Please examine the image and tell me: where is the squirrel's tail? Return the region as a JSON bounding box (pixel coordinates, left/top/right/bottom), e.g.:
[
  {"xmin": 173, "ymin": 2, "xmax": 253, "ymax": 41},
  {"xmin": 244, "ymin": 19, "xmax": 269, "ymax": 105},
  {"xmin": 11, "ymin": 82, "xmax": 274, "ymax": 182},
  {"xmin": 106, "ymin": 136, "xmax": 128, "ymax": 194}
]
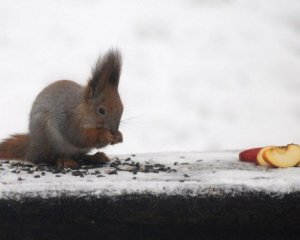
[{"xmin": 0, "ymin": 134, "xmax": 29, "ymax": 160}]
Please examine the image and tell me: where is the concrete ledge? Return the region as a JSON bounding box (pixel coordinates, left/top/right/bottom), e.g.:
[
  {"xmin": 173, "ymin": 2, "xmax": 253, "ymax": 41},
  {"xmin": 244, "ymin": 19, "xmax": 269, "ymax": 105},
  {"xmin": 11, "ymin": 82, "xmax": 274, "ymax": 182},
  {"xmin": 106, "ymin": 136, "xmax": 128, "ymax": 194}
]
[{"xmin": 1, "ymin": 151, "xmax": 300, "ymax": 239}]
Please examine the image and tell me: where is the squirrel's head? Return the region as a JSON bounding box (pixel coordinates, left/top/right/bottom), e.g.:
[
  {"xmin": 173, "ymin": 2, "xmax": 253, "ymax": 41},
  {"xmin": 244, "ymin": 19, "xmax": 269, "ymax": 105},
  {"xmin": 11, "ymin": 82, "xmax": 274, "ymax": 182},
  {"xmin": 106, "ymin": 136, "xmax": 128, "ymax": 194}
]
[{"xmin": 82, "ymin": 49, "xmax": 123, "ymax": 133}]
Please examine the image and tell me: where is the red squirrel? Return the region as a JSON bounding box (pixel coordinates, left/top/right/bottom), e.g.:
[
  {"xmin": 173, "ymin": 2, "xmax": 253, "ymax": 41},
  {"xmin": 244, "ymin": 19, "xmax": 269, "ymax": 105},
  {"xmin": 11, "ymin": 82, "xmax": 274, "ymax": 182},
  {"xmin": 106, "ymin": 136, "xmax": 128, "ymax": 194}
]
[{"xmin": 0, "ymin": 49, "xmax": 123, "ymax": 168}]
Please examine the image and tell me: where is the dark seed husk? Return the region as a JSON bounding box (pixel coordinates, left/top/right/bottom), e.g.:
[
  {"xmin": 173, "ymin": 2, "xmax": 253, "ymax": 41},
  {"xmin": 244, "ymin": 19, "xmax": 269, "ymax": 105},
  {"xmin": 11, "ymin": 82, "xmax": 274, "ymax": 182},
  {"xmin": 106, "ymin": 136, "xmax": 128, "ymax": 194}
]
[
  {"xmin": 106, "ymin": 169, "xmax": 118, "ymax": 175},
  {"xmin": 52, "ymin": 169, "xmax": 61, "ymax": 174},
  {"xmin": 72, "ymin": 171, "xmax": 83, "ymax": 177},
  {"xmin": 135, "ymin": 162, "xmax": 140, "ymax": 168}
]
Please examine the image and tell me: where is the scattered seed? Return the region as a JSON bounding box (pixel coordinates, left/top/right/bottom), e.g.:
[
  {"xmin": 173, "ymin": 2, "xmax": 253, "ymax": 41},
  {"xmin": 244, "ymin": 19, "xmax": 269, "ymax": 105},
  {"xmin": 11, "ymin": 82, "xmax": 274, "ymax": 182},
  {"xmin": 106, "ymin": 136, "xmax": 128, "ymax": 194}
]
[
  {"xmin": 52, "ymin": 169, "xmax": 61, "ymax": 174},
  {"xmin": 1, "ymin": 155, "xmax": 178, "ymax": 179},
  {"xmin": 183, "ymin": 174, "xmax": 190, "ymax": 178},
  {"xmin": 72, "ymin": 171, "xmax": 82, "ymax": 177},
  {"xmin": 135, "ymin": 162, "xmax": 140, "ymax": 168},
  {"xmin": 117, "ymin": 165, "xmax": 137, "ymax": 172},
  {"xmin": 106, "ymin": 169, "xmax": 118, "ymax": 175}
]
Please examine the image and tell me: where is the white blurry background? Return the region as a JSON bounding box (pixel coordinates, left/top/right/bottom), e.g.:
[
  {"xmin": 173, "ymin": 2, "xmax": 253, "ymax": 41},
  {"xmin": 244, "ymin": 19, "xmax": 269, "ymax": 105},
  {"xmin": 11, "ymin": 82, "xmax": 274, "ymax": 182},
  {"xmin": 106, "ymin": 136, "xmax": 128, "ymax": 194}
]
[{"xmin": 0, "ymin": 0, "xmax": 299, "ymax": 154}]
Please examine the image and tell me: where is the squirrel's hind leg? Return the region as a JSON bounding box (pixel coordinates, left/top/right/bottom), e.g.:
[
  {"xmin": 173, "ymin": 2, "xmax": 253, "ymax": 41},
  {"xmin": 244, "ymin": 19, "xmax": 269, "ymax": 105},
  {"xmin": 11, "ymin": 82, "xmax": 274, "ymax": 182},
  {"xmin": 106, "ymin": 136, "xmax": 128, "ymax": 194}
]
[{"xmin": 57, "ymin": 158, "xmax": 79, "ymax": 169}]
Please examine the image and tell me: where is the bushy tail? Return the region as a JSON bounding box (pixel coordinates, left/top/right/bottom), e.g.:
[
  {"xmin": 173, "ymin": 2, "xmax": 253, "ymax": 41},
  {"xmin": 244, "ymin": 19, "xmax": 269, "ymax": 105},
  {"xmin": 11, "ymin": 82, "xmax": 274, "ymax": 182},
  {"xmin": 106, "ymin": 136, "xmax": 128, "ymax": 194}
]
[{"xmin": 0, "ymin": 134, "xmax": 29, "ymax": 160}]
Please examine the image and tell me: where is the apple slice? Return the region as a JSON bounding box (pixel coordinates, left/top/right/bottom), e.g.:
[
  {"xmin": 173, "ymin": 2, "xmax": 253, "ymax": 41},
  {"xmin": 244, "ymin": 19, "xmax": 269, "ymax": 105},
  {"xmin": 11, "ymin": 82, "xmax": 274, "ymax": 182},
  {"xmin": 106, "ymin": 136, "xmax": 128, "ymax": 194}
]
[
  {"xmin": 263, "ymin": 144, "xmax": 300, "ymax": 168},
  {"xmin": 239, "ymin": 148, "xmax": 262, "ymax": 163},
  {"xmin": 257, "ymin": 146, "xmax": 274, "ymax": 166}
]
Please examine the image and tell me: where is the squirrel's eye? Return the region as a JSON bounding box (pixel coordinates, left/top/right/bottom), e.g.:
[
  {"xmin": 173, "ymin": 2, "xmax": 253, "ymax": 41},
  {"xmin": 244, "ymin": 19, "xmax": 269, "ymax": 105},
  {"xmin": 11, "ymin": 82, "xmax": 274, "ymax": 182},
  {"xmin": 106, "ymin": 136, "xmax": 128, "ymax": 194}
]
[{"xmin": 98, "ymin": 106, "xmax": 106, "ymax": 116}]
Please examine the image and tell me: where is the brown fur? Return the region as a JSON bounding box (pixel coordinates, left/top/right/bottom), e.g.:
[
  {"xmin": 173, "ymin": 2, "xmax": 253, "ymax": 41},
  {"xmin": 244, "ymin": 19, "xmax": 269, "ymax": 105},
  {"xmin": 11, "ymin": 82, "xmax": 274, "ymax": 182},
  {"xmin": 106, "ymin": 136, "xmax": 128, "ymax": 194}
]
[{"xmin": 0, "ymin": 134, "xmax": 29, "ymax": 160}]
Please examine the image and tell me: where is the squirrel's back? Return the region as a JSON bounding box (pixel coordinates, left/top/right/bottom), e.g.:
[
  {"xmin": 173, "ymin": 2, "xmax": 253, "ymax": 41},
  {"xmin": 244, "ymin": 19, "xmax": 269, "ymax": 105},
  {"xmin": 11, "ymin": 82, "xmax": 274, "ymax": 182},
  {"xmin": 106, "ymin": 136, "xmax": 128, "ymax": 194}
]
[
  {"xmin": 28, "ymin": 80, "xmax": 89, "ymax": 162},
  {"xmin": 30, "ymin": 80, "xmax": 83, "ymax": 119}
]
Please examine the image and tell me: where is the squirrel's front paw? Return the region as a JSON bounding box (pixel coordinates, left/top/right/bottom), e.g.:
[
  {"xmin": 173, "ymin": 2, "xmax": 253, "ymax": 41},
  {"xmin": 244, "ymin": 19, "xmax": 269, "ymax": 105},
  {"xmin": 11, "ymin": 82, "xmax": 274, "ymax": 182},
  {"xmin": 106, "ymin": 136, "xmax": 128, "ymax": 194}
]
[
  {"xmin": 79, "ymin": 152, "xmax": 110, "ymax": 165},
  {"xmin": 92, "ymin": 152, "xmax": 110, "ymax": 164},
  {"xmin": 97, "ymin": 128, "xmax": 114, "ymax": 144},
  {"xmin": 112, "ymin": 131, "xmax": 123, "ymax": 145}
]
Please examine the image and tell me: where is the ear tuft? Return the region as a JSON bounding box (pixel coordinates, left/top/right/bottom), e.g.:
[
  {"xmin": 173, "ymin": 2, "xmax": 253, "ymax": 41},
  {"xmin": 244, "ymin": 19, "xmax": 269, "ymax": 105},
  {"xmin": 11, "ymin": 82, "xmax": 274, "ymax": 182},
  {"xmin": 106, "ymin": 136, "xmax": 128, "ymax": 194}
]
[{"xmin": 86, "ymin": 49, "xmax": 122, "ymax": 99}]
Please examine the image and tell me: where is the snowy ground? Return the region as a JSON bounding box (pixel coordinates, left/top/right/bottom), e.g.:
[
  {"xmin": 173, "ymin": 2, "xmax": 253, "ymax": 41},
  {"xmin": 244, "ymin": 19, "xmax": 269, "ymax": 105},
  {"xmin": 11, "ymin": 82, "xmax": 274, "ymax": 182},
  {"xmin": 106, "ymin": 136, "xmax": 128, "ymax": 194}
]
[
  {"xmin": 0, "ymin": 0, "xmax": 300, "ymax": 154},
  {"xmin": 1, "ymin": 151, "xmax": 300, "ymax": 200}
]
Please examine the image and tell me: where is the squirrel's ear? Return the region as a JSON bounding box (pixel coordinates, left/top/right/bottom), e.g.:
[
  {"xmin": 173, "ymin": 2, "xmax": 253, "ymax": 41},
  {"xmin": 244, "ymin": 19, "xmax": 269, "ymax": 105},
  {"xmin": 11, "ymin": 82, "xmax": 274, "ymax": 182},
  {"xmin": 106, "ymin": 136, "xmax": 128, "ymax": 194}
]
[{"xmin": 85, "ymin": 49, "xmax": 122, "ymax": 100}]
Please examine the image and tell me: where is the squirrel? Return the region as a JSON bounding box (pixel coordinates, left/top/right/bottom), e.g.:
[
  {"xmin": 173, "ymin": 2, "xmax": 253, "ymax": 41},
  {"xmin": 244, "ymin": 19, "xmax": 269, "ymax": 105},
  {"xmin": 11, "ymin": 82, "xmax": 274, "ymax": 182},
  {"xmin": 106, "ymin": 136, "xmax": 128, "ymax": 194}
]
[{"xmin": 0, "ymin": 49, "xmax": 123, "ymax": 168}]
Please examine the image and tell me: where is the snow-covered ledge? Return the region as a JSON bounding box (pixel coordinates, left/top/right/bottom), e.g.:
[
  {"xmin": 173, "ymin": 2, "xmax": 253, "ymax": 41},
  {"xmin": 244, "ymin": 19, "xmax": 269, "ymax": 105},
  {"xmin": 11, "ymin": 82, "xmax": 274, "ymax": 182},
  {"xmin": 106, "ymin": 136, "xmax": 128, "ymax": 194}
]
[
  {"xmin": 1, "ymin": 151, "xmax": 300, "ymax": 239},
  {"xmin": 1, "ymin": 150, "xmax": 300, "ymax": 198}
]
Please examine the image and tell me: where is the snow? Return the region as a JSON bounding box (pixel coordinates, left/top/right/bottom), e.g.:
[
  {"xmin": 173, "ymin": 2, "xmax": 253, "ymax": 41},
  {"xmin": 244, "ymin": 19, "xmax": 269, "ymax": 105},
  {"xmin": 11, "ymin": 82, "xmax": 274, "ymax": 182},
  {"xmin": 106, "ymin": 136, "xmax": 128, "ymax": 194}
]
[
  {"xmin": 0, "ymin": 0, "xmax": 300, "ymax": 154},
  {"xmin": 1, "ymin": 151, "xmax": 300, "ymax": 200}
]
